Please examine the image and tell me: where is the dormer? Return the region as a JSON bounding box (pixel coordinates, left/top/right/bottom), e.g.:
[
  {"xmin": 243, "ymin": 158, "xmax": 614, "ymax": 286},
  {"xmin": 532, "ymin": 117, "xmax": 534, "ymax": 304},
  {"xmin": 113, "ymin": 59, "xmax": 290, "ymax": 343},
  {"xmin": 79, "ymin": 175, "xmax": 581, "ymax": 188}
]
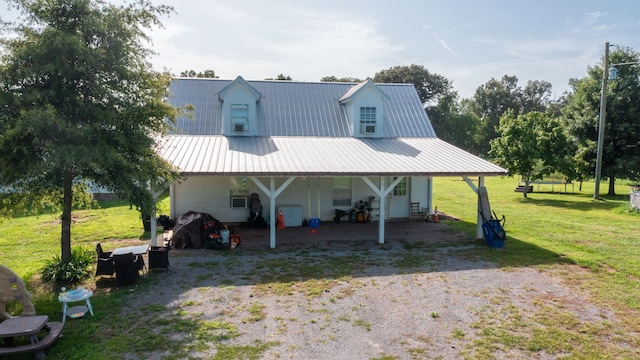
[
  {"xmin": 338, "ymin": 79, "xmax": 390, "ymax": 138},
  {"xmin": 218, "ymin": 76, "xmax": 262, "ymax": 136}
]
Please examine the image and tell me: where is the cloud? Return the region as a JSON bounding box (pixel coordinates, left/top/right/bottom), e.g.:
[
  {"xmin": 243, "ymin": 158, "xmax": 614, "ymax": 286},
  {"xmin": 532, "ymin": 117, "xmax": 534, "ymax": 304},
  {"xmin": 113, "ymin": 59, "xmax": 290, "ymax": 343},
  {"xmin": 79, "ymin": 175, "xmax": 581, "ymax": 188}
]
[
  {"xmin": 150, "ymin": 1, "xmax": 403, "ymax": 80},
  {"xmin": 586, "ymin": 11, "xmax": 603, "ymax": 21},
  {"xmin": 433, "ymin": 34, "xmax": 464, "ymax": 61}
]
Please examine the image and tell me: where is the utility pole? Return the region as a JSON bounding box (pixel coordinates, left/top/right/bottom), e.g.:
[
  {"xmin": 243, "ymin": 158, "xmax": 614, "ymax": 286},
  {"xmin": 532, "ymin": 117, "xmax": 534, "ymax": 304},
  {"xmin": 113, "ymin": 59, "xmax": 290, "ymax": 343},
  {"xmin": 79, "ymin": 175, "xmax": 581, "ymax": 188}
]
[{"xmin": 594, "ymin": 42, "xmax": 609, "ymax": 200}]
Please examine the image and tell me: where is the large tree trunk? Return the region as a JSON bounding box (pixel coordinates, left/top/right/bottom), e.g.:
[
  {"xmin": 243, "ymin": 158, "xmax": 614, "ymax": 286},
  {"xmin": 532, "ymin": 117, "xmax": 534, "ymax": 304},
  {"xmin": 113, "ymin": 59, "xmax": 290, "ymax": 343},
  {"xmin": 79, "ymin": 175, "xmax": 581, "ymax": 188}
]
[
  {"xmin": 607, "ymin": 177, "xmax": 616, "ymax": 196},
  {"xmin": 61, "ymin": 171, "xmax": 73, "ymax": 262},
  {"xmin": 523, "ymin": 179, "xmax": 529, "ymax": 198}
]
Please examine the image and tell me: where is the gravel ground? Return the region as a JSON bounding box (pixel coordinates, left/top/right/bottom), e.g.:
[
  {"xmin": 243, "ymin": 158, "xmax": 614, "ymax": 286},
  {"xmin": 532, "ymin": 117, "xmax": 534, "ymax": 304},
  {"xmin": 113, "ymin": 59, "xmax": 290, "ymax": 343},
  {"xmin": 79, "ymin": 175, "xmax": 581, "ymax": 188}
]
[{"xmin": 119, "ymin": 225, "xmax": 615, "ymax": 360}]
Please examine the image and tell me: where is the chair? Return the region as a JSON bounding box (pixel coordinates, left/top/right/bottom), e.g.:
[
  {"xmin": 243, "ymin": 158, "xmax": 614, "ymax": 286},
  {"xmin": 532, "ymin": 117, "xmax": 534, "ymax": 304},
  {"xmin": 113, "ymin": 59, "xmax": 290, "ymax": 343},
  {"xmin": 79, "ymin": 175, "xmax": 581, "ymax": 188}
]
[
  {"xmin": 95, "ymin": 243, "xmax": 115, "ymax": 278},
  {"xmin": 410, "ymin": 202, "xmax": 422, "ymax": 221},
  {"xmin": 0, "ymin": 265, "xmax": 63, "ymax": 359},
  {"xmin": 113, "ymin": 253, "xmax": 139, "ymax": 287},
  {"xmin": 148, "ymin": 246, "xmax": 170, "ymax": 271}
]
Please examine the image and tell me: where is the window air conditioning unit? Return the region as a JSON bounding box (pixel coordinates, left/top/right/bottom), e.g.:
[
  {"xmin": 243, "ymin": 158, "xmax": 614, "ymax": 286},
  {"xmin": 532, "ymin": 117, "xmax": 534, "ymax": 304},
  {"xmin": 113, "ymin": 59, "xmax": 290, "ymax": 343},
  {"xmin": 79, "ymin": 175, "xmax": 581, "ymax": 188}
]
[
  {"xmin": 234, "ymin": 123, "xmax": 246, "ymax": 132},
  {"xmin": 362, "ymin": 125, "xmax": 376, "ymax": 134},
  {"xmin": 231, "ymin": 196, "xmax": 247, "ymax": 208}
]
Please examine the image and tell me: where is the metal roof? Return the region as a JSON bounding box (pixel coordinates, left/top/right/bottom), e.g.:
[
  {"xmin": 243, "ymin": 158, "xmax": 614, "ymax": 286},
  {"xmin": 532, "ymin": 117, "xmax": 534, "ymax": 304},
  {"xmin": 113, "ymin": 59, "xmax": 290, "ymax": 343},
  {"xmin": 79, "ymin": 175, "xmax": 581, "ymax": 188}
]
[
  {"xmin": 162, "ymin": 78, "xmax": 507, "ymax": 177},
  {"xmin": 157, "ymin": 135, "xmax": 507, "ymax": 176},
  {"xmin": 168, "ymin": 78, "xmax": 437, "ymax": 138}
]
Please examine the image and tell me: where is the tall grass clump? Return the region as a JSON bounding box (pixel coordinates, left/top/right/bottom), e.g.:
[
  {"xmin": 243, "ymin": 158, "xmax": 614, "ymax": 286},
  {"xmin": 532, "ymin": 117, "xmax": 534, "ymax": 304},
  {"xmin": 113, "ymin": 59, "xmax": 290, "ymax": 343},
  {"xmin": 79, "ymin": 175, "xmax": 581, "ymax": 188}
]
[{"xmin": 40, "ymin": 246, "xmax": 95, "ymax": 286}]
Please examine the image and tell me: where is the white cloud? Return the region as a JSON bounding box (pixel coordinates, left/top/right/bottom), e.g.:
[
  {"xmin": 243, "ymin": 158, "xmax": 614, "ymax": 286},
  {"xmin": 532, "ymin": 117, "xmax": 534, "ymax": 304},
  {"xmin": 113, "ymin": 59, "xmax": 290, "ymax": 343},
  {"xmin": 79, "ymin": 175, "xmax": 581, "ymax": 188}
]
[{"xmin": 150, "ymin": 1, "xmax": 403, "ymax": 80}]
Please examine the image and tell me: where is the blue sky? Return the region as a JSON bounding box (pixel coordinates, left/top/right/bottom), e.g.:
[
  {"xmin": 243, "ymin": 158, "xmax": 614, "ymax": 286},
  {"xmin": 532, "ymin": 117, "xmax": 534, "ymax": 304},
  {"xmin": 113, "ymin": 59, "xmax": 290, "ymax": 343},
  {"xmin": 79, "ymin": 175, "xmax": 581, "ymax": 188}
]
[
  {"xmin": 2, "ymin": 0, "xmax": 639, "ymax": 99},
  {"xmin": 149, "ymin": 0, "xmax": 640, "ymax": 99}
]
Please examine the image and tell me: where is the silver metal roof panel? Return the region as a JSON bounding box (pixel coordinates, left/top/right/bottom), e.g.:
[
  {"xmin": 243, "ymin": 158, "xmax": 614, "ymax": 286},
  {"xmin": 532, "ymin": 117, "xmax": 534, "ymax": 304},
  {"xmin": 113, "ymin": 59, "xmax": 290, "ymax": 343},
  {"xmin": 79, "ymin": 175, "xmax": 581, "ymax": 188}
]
[
  {"xmin": 157, "ymin": 136, "xmax": 507, "ymax": 176},
  {"xmin": 168, "ymin": 78, "xmax": 436, "ymax": 138}
]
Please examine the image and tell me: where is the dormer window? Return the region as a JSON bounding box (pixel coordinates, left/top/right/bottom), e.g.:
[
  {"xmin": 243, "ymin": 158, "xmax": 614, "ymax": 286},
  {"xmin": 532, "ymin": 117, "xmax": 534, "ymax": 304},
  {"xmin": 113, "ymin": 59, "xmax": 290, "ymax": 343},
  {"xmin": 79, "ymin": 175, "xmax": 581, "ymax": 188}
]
[
  {"xmin": 218, "ymin": 76, "xmax": 262, "ymax": 136},
  {"xmin": 360, "ymin": 107, "xmax": 376, "ymax": 134},
  {"xmin": 231, "ymin": 104, "xmax": 249, "ymax": 132},
  {"xmin": 338, "ymin": 79, "xmax": 389, "ymax": 138}
]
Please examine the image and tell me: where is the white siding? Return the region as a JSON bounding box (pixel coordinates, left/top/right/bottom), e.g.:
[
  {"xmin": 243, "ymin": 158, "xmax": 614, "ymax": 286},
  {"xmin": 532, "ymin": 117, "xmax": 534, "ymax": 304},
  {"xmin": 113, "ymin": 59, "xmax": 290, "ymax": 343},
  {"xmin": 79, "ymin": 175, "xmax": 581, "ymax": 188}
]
[
  {"xmin": 410, "ymin": 176, "xmax": 430, "ymax": 214},
  {"xmin": 172, "ymin": 175, "xmax": 390, "ymax": 224}
]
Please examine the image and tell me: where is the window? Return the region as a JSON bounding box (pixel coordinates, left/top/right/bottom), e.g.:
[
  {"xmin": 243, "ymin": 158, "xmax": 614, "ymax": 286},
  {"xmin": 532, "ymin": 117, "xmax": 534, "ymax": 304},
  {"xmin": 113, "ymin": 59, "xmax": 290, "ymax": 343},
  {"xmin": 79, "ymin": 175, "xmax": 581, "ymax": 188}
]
[
  {"xmin": 332, "ymin": 177, "xmax": 352, "ymax": 207},
  {"xmin": 359, "ymin": 106, "xmax": 376, "ymax": 134},
  {"xmin": 230, "ymin": 177, "xmax": 250, "ymax": 208},
  {"xmin": 231, "ymin": 104, "xmax": 249, "ymax": 132},
  {"xmin": 393, "ymin": 177, "xmax": 407, "ymax": 196}
]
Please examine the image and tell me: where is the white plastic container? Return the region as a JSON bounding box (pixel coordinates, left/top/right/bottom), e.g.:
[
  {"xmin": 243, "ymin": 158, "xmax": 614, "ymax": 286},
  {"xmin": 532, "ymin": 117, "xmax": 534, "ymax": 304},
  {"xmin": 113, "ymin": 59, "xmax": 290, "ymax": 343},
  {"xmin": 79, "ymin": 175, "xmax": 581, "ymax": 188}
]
[{"xmin": 220, "ymin": 230, "xmax": 230, "ymax": 244}]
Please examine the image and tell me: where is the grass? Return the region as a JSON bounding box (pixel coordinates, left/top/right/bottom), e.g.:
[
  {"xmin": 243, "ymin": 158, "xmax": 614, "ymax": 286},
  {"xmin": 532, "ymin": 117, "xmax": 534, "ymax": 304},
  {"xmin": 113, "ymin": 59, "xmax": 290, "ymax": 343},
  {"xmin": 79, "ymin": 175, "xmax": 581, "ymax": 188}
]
[{"xmin": 1, "ymin": 177, "xmax": 640, "ymax": 358}]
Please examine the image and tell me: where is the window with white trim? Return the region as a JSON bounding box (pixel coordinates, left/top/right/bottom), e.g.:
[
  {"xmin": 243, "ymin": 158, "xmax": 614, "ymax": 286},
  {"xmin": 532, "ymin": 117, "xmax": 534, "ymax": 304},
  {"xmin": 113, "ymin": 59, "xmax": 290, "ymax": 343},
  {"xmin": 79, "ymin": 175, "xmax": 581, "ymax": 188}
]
[
  {"xmin": 332, "ymin": 177, "xmax": 352, "ymax": 207},
  {"xmin": 359, "ymin": 106, "xmax": 376, "ymax": 134},
  {"xmin": 231, "ymin": 104, "xmax": 249, "ymax": 132},
  {"xmin": 392, "ymin": 177, "xmax": 407, "ymax": 196},
  {"xmin": 230, "ymin": 177, "xmax": 250, "ymax": 208}
]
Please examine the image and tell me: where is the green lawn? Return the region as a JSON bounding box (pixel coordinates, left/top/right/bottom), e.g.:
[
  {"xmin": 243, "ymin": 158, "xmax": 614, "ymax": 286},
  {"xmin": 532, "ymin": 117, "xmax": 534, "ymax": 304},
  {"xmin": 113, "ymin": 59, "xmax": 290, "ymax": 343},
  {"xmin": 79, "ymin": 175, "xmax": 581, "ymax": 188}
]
[{"xmin": 1, "ymin": 177, "xmax": 639, "ymax": 359}]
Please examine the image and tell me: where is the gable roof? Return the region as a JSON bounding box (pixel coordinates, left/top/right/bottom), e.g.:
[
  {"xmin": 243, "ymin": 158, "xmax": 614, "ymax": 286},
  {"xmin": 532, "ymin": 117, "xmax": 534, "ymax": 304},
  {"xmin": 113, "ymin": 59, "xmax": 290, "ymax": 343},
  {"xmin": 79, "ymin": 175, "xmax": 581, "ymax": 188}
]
[
  {"xmin": 168, "ymin": 78, "xmax": 435, "ymax": 138},
  {"xmin": 217, "ymin": 75, "xmax": 262, "ymax": 101},
  {"xmin": 159, "ymin": 77, "xmax": 507, "ymax": 177},
  {"xmin": 338, "ymin": 78, "xmax": 390, "ymax": 103}
]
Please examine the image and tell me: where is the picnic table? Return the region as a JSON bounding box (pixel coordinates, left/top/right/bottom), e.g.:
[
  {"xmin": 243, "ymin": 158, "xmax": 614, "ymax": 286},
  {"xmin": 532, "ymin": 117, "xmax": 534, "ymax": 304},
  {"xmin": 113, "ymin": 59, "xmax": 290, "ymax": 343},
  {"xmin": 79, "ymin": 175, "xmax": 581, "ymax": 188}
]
[{"xmin": 0, "ymin": 315, "xmax": 63, "ymax": 359}]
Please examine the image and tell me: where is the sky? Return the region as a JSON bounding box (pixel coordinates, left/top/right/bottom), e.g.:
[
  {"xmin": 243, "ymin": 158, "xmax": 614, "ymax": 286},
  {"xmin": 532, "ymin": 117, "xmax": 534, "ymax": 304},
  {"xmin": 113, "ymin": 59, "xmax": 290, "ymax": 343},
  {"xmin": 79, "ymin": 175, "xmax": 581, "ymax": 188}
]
[
  {"xmin": 146, "ymin": 0, "xmax": 640, "ymax": 99},
  {"xmin": 2, "ymin": 0, "xmax": 639, "ymax": 99}
]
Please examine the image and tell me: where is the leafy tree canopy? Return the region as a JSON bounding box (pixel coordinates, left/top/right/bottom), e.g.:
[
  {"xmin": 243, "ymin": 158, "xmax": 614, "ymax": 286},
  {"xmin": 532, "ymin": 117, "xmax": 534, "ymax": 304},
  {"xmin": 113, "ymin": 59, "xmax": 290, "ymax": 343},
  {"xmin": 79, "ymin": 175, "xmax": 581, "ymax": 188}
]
[
  {"xmin": 470, "ymin": 75, "xmax": 553, "ymax": 155},
  {"xmin": 265, "ymin": 74, "xmax": 292, "ymax": 80},
  {"xmin": 490, "ymin": 111, "xmax": 574, "ymax": 198},
  {"xmin": 320, "ymin": 76, "xmax": 364, "ymax": 83},
  {"xmin": 563, "ymin": 47, "xmax": 640, "ymax": 195},
  {"xmin": 373, "ymin": 64, "xmax": 452, "ymax": 105},
  {"xmin": 0, "ymin": 0, "xmax": 182, "ymax": 261},
  {"xmin": 180, "ymin": 69, "xmax": 218, "ymax": 78}
]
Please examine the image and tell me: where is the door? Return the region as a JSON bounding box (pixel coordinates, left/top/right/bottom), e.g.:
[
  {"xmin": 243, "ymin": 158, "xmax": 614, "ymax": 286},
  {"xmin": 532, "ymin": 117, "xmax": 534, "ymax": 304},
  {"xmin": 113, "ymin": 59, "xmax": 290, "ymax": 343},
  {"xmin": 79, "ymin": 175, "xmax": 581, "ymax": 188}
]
[{"xmin": 387, "ymin": 177, "xmax": 409, "ymax": 219}]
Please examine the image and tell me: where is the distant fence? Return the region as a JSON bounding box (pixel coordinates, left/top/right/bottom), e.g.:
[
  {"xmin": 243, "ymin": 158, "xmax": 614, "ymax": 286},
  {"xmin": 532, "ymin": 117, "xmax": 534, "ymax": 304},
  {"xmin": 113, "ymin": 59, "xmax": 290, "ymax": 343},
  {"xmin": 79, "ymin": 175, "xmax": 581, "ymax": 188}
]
[
  {"xmin": 631, "ymin": 186, "xmax": 640, "ymax": 211},
  {"xmin": 518, "ymin": 178, "xmax": 574, "ymax": 193}
]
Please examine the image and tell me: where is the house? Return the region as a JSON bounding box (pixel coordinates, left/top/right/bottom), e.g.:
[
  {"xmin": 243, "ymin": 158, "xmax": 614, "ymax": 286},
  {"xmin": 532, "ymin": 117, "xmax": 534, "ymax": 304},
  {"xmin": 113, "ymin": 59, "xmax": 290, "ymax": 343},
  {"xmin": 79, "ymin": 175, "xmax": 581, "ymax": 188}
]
[{"xmin": 156, "ymin": 76, "xmax": 507, "ymax": 247}]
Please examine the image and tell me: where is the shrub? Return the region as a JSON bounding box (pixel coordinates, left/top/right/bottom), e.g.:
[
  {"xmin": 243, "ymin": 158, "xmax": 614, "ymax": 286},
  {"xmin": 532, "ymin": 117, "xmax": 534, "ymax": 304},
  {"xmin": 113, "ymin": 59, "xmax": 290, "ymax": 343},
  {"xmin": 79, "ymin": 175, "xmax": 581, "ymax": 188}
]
[{"xmin": 41, "ymin": 246, "xmax": 95, "ymax": 285}]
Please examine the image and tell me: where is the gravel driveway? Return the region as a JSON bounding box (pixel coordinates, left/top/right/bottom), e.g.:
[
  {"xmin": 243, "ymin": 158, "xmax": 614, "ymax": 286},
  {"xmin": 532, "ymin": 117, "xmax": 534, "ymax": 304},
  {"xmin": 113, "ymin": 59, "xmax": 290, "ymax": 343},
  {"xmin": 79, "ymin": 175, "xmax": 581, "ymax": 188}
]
[{"xmin": 122, "ymin": 222, "xmax": 615, "ymax": 359}]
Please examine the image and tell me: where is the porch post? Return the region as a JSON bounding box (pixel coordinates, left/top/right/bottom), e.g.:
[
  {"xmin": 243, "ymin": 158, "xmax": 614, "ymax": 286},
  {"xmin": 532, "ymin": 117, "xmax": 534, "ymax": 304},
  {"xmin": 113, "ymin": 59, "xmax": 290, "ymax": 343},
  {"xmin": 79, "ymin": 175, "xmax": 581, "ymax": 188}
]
[
  {"xmin": 476, "ymin": 177, "xmax": 485, "ymax": 240},
  {"xmin": 362, "ymin": 176, "xmax": 403, "ymax": 245},
  {"xmin": 149, "ymin": 184, "xmax": 167, "ymax": 247},
  {"xmin": 269, "ymin": 177, "xmax": 277, "ymax": 248},
  {"xmin": 426, "ymin": 176, "xmax": 433, "ymax": 214},
  {"xmin": 378, "ymin": 177, "xmax": 386, "ymax": 244},
  {"xmin": 250, "ymin": 176, "xmax": 297, "ymax": 249}
]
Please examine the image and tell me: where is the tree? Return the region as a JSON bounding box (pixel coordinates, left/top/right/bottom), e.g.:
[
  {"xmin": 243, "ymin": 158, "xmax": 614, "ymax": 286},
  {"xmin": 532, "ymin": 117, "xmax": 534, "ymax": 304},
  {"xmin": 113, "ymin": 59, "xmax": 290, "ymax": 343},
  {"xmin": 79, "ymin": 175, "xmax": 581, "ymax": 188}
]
[
  {"xmin": 426, "ymin": 91, "xmax": 482, "ymax": 154},
  {"xmin": 320, "ymin": 76, "xmax": 363, "ymax": 83},
  {"xmin": 265, "ymin": 74, "xmax": 292, "ymax": 81},
  {"xmin": 180, "ymin": 69, "xmax": 218, "ymax": 78},
  {"xmin": 0, "ymin": 0, "xmax": 182, "ymax": 262},
  {"xmin": 520, "ymin": 80, "xmax": 553, "ymax": 113},
  {"xmin": 564, "ymin": 47, "xmax": 640, "ymax": 195},
  {"xmin": 373, "ymin": 64, "xmax": 452, "ymax": 105},
  {"xmin": 470, "ymin": 75, "xmax": 522, "ymax": 155},
  {"xmin": 489, "ymin": 111, "xmax": 573, "ymax": 198}
]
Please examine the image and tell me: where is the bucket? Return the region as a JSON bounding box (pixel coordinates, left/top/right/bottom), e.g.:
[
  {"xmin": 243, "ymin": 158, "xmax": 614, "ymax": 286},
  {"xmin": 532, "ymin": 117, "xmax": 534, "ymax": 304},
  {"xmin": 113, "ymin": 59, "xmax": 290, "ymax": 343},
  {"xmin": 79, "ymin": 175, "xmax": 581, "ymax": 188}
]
[
  {"xmin": 309, "ymin": 218, "xmax": 321, "ymax": 228},
  {"xmin": 220, "ymin": 230, "xmax": 230, "ymax": 244}
]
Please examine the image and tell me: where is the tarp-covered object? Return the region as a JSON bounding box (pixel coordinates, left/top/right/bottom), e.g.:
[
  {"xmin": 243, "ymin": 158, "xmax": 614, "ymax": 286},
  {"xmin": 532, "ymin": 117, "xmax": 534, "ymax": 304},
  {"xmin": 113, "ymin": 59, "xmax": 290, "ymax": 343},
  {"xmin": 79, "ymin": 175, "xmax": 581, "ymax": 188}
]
[{"xmin": 172, "ymin": 211, "xmax": 225, "ymax": 249}]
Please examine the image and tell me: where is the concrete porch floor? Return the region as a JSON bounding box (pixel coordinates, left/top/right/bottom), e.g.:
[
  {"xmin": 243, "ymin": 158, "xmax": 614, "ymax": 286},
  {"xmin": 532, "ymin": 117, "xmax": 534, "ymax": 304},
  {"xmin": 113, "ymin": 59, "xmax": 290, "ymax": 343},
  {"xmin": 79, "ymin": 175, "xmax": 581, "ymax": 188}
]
[{"xmin": 226, "ymin": 219, "xmax": 469, "ymax": 249}]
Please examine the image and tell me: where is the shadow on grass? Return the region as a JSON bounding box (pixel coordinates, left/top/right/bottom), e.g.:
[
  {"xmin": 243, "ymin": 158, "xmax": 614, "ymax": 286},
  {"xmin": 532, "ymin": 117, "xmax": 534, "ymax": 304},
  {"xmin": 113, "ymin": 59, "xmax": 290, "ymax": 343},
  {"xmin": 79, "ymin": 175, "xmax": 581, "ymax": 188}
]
[{"xmin": 517, "ymin": 192, "xmax": 626, "ymax": 211}]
